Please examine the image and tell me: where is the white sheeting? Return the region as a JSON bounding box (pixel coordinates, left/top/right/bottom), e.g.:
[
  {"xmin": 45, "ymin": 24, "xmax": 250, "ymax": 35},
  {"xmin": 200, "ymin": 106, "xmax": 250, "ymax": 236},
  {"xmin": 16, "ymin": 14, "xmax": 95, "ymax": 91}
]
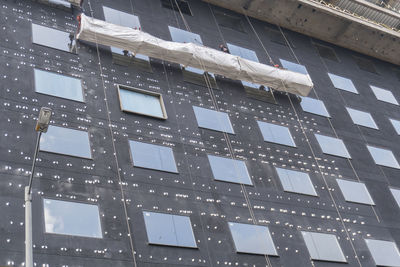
[{"xmin": 76, "ymin": 14, "xmax": 313, "ymax": 96}]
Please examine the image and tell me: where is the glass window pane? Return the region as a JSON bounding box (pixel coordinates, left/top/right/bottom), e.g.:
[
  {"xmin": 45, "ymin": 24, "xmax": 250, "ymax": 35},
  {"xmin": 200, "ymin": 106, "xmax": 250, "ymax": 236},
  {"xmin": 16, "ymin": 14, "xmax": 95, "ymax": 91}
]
[
  {"xmin": 34, "ymin": 69, "xmax": 83, "ymax": 102},
  {"xmin": 43, "ymin": 199, "xmax": 102, "ymax": 238},
  {"xmin": 301, "ymin": 231, "xmax": 346, "ymax": 263},
  {"xmin": 336, "ymin": 179, "xmax": 375, "ymax": 205},
  {"xmin": 328, "ymin": 73, "xmax": 358, "ymax": 94},
  {"xmin": 314, "ymin": 133, "xmax": 351, "ymax": 158},
  {"xmin": 275, "ymin": 167, "xmax": 317, "ymax": 196},
  {"xmin": 365, "ymin": 239, "xmax": 400, "ymax": 267},
  {"xmin": 300, "ymin": 97, "xmax": 330, "ymax": 117},
  {"xmin": 367, "ymin": 145, "xmax": 400, "ymax": 169},
  {"xmin": 40, "ymin": 126, "xmax": 92, "ymax": 159},
  {"xmin": 169, "ymin": 26, "xmax": 203, "ymax": 74},
  {"xmin": 370, "ymin": 85, "xmax": 399, "ymax": 105},
  {"xmin": 390, "ymin": 119, "xmax": 400, "ymax": 135},
  {"xmin": 227, "ymin": 43, "xmax": 263, "ymax": 89},
  {"xmin": 228, "ymin": 222, "xmax": 278, "ymax": 255},
  {"xmin": 346, "ymin": 107, "xmax": 378, "ymax": 129},
  {"xmin": 118, "ymin": 86, "xmax": 166, "ymax": 118},
  {"xmin": 257, "ymin": 121, "xmax": 296, "ymax": 147},
  {"xmin": 32, "ymin": 23, "xmax": 73, "ymax": 52},
  {"xmin": 129, "ymin": 141, "xmax": 178, "ymax": 173},
  {"xmin": 193, "ymin": 106, "xmax": 234, "ymax": 134},
  {"xmin": 143, "ymin": 211, "xmax": 197, "ymax": 248},
  {"xmin": 280, "ymin": 59, "xmax": 308, "ymax": 75},
  {"xmin": 390, "ymin": 188, "xmax": 400, "ymax": 208},
  {"xmin": 208, "ymin": 155, "xmax": 252, "ymax": 185},
  {"xmin": 103, "ymin": 6, "xmax": 148, "ymax": 60}
]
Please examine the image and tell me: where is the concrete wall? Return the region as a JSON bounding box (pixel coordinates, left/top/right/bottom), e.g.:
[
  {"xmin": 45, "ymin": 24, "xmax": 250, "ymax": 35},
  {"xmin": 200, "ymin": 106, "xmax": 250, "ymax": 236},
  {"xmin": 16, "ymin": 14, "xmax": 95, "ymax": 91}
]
[{"xmin": 0, "ymin": 0, "xmax": 399, "ymax": 266}]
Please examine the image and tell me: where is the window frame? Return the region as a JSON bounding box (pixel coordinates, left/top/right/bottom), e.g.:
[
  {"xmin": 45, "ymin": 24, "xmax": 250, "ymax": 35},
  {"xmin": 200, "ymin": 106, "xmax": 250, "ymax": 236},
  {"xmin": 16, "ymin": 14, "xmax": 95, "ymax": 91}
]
[
  {"xmin": 301, "ymin": 231, "xmax": 347, "ymax": 263},
  {"xmin": 42, "ymin": 198, "xmax": 103, "ymax": 239},
  {"xmin": 345, "ymin": 106, "xmax": 378, "ymax": 130},
  {"xmin": 364, "ymin": 238, "xmax": 400, "ymax": 267},
  {"xmin": 33, "ymin": 68, "xmax": 85, "ymax": 103},
  {"xmin": 366, "ymin": 144, "xmax": 400, "ymax": 169},
  {"xmin": 300, "ymin": 96, "xmax": 330, "ymax": 117},
  {"xmin": 370, "ymin": 85, "xmax": 399, "ymax": 105},
  {"xmin": 336, "ymin": 178, "xmax": 375, "ymax": 205},
  {"xmin": 314, "ymin": 133, "xmax": 351, "ymax": 159},
  {"xmin": 313, "ymin": 43, "xmax": 339, "ymax": 62},
  {"xmin": 328, "ymin": 73, "xmax": 358, "ymax": 94},
  {"xmin": 161, "ymin": 0, "xmax": 193, "ymax": 16},
  {"xmin": 207, "ymin": 154, "xmax": 252, "ymax": 186},
  {"xmin": 193, "ymin": 106, "xmax": 234, "ymax": 134},
  {"xmin": 117, "ymin": 84, "xmax": 167, "ymax": 119},
  {"xmin": 275, "ymin": 167, "xmax": 318, "ymax": 197},
  {"xmin": 39, "ymin": 125, "xmax": 93, "ymax": 159}
]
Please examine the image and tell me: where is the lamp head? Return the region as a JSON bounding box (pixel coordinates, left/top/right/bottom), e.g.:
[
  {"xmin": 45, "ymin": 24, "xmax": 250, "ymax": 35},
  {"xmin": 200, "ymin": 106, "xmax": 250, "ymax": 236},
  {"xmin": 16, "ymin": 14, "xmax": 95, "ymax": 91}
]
[{"xmin": 35, "ymin": 107, "xmax": 52, "ymax": 133}]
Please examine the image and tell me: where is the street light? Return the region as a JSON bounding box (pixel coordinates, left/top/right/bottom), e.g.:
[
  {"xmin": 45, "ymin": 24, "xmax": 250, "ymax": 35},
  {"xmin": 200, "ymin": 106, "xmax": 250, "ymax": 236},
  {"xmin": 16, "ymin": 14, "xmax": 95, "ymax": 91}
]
[{"xmin": 25, "ymin": 107, "xmax": 52, "ymax": 267}]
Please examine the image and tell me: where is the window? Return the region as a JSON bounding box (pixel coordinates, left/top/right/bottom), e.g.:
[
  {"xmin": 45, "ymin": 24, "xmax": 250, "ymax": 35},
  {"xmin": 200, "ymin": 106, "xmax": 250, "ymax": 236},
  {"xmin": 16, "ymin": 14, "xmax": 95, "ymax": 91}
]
[
  {"xmin": 161, "ymin": 0, "xmax": 192, "ymax": 16},
  {"xmin": 117, "ymin": 85, "xmax": 167, "ymax": 119},
  {"xmin": 314, "ymin": 133, "xmax": 351, "ymax": 158},
  {"xmin": 129, "ymin": 141, "xmax": 178, "ymax": 173},
  {"xmin": 34, "ymin": 69, "xmax": 83, "ymax": 102},
  {"xmin": 336, "ymin": 179, "xmax": 375, "ymax": 205},
  {"xmin": 390, "ymin": 188, "xmax": 400, "ymax": 208},
  {"xmin": 168, "ymin": 26, "xmax": 216, "ymax": 86},
  {"xmin": 367, "ymin": 145, "xmax": 400, "ymax": 169},
  {"xmin": 267, "ymin": 28, "xmax": 294, "ymax": 47},
  {"xmin": 208, "ymin": 155, "xmax": 252, "ymax": 185},
  {"xmin": 370, "ymin": 85, "xmax": 399, "ymax": 105},
  {"xmin": 228, "ymin": 222, "xmax": 278, "ymax": 255},
  {"xmin": 213, "ymin": 10, "xmax": 245, "ymax": 32},
  {"xmin": 300, "ymin": 97, "xmax": 330, "ymax": 117},
  {"xmin": 143, "ymin": 211, "xmax": 196, "ymax": 248},
  {"xmin": 257, "ymin": 121, "xmax": 296, "ymax": 147},
  {"xmin": 346, "ymin": 107, "xmax": 378, "ymax": 129},
  {"xmin": 32, "ymin": 23, "xmax": 74, "ymax": 53},
  {"xmin": 389, "ymin": 118, "xmax": 400, "ymax": 135},
  {"xmin": 328, "ymin": 73, "xmax": 358, "ymax": 94},
  {"xmin": 40, "ymin": 126, "xmax": 92, "ymax": 159},
  {"xmin": 279, "ymin": 59, "xmax": 308, "ymax": 75},
  {"xmin": 227, "ymin": 43, "xmax": 263, "ymax": 90},
  {"xmin": 301, "ymin": 231, "xmax": 346, "ymax": 263},
  {"xmin": 42, "ymin": 0, "xmax": 71, "ymax": 9},
  {"xmin": 353, "ymin": 56, "xmax": 378, "ymax": 74},
  {"xmin": 365, "ymin": 239, "xmax": 400, "ymax": 267},
  {"xmin": 193, "ymin": 106, "xmax": 234, "ymax": 134},
  {"xmin": 275, "ymin": 167, "xmax": 317, "ymax": 196},
  {"xmin": 103, "ymin": 6, "xmax": 150, "ymax": 69},
  {"xmin": 43, "ymin": 199, "xmax": 102, "ymax": 238},
  {"xmin": 314, "ymin": 43, "xmax": 339, "ymax": 62}
]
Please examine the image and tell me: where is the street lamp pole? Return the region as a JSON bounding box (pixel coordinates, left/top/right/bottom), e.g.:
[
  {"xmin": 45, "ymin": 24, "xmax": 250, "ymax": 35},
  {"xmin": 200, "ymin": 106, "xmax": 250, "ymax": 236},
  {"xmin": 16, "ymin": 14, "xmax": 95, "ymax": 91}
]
[{"xmin": 25, "ymin": 107, "xmax": 52, "ymax": 267}]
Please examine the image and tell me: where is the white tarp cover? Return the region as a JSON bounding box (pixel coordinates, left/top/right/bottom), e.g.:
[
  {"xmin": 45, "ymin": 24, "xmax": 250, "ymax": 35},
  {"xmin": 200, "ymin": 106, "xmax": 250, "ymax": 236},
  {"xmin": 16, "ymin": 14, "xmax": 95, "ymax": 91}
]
[{"xmin": 77, "ymin": 14, "xmax": 313, "ymax": 96}]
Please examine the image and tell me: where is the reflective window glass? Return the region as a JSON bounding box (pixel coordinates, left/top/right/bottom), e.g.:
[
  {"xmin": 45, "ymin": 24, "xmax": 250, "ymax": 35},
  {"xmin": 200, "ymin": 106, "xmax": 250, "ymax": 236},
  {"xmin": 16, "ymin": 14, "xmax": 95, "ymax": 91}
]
[
  {"xmin": 169, "ymin": 26, "xmax": 203, "ymax": 74},
  {"xmin": 346, "ymin": 107, "xmax": 378, "ymax": 129},
  {"xmin": 365, "ymin": 239, "xmax": 400, "ymax": 267},
  {"xmin": 228, "ymin": 222, "xmax": 278, "ymax": 255},
  {"xmin": 280, "ymin": 59, "xmax": 308, "ymax": 75},
  {"xmin": 390, "ymin": 119, "xmax": 400, "ymax": 135},
  {"xmin": 103, "ymin": 6, "xmax": 148, "ymax": 60},
  {"xmin": 143, "ymin": 211, "xmax": 197, "ymax": 248},
  {"xmin": 43, "ymin": 199, "xmax": 102, "ymax": 238},
  {"xmin": 118, "ymin": 86, "xmax": 166, "ymax": 119},
  {"xmin": 32, "ymin": 23, "xmax": 74, "ymax": 52},
  {"xmin": 301, "ymin": 231, "xmax": 347, "ymax": 263},
  {"xmin": 275, "ymin": 167, "xmax": 317, "ymax": 196},
  {"xmin": 336, "ymin": 179, "xmax": 374, "ymax": 205},
  {"xmin": 370, "ymin": 85, "xmax": 399, "ymax": 105},
  {"xmin": 129, "ymin": 141, "xmax": 178, "ymax": 173},
  {"xmin": 257, "ymin": 121, "xmax": 296, "ymax": 147},
  {"xmin": 193, "ymin": 106, "xmax": 234, "ymax": 134},
  {"xmin": 314, "ymin": 133, "xmax": 351, "ymax": 158},
  {"xmin": 328, "ymin": 73, "xmax": 358, "ymax": 94},
  {"xmin": 367, "ymin": 145, "xmax": 400, "ymax": 169},
  {"xmin": 40, "ymin": 126, "xmax": 92, "ymax": 159},
  {"xmin": 34, "ymin": 69, "xmax": 83, "ymax": 102},
  {"xmin": 208, "ymin": 155, "xmax": 252, "ymax": 185},
  {"xmin": 390, "ymin": 188, "xmax": 400, "ymax": 208},
  {"xmin": 300, "ymin": 97, "xmax": 330, "ymax": 117},
  {"xmin": 227, "ymin": 43, "xmax": 262, "ymax": 89}
]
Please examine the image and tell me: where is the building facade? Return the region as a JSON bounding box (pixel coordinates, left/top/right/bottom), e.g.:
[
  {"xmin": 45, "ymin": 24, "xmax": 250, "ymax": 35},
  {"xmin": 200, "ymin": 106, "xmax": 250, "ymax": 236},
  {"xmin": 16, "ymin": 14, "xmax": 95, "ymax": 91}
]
[{"xmin": 1, "ymin": 0, "xmax": 400, "ymax": 266}]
